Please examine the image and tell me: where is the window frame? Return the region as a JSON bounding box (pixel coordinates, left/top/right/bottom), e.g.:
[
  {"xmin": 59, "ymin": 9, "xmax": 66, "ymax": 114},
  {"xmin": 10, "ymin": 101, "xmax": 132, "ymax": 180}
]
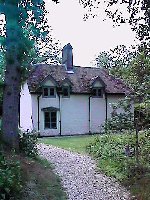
[
  {"xmin": 42, "ymin": 86, "xmax": 56, "ymax": 98},
  {"xmin": 92, "ymin": 87, "xmax": 103, "ymax": 98},
  {"xmin": 62, "ymin": 86, "xmax": 70, "ymax": 98},
  {"xmin": 44, "ymin": 111, "xmax": 57, "ymax": 129}
]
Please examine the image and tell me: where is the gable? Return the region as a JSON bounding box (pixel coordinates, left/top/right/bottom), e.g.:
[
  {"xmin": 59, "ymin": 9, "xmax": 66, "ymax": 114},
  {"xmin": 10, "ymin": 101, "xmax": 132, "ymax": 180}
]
[
  {"xmin": 42, "ymin": 80, "xmax": 55, "ymax": 87},
  {"xmin": 63, "ymin": 82, "xmax": 69, "ymax": 87},
  {"xmin": 40, "ymin": 75, "xmax": 58, "ymax": 87},
  {"xmin": 93, "ymin": 81, "xmax": 103, "ymax": 88},
  {"xmin": 90, "ymin": 76, "xmax": 106, "ymax": 88}
]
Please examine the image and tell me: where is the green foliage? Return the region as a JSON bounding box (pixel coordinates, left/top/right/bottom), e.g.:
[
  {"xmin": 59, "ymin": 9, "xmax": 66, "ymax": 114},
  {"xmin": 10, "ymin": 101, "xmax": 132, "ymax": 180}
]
[
  {"xmin": 86, "ymin": 132, "xmax": 150, "ymax": 181},
  {"xmin": 95, "ymin": 45, "xmax": 136, "ymax": 69},
  {"xmin": 102, "ymin": 98, "xmax": 134, "ymax": 134},
  {"xmin": 95, "ymin": 44, "xmax": 150, "ymax": 129},
  {"xmin": 19, "ymin": 132, "xmax": 38, "ymax": 158},
  {"xmin": 39, "ymin": 135, "xmax": 96, "ymax": 154},
  {"xmin": 79, "ymin": 0, "xmax": 150, "ymax": 41},
  {"xmin": 0, "ymin": 152, "xmax": 22, "ymax": 200}
]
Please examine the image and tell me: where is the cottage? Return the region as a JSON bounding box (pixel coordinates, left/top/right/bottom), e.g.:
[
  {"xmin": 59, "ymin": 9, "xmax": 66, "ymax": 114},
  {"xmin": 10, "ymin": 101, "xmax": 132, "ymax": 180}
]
[{"xmin": 20, "ymin": 43, "xmax": 131, "ymax": 136}]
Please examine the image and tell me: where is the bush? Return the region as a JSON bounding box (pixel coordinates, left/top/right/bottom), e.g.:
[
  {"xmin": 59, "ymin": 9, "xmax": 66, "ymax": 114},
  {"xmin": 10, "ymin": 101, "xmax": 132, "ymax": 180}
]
[
  {"xmin": 19, "ymin": 131, "xmax": 38, "ymax": 158},
  {"xmin": 101, "ymin": 98, "xmax": 134, "ymax": 134},
  {"xmin": 86, "ymin": 132, "xmax": 150, "ymax": 181},
  {"xmin": 0, "ymin": 152, "xmax": 22, "ymax": 200}
]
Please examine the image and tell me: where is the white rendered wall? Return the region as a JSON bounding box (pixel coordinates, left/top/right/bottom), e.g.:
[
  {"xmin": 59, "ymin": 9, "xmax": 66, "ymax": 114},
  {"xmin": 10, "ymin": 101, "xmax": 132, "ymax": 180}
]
[
  {"xmin": 39, "ymin": 93, "xmax": 60, "ymax": 136},
  {"xmin": 61, "ymin": 95, "xmax": 89, "ymax": 135},
  {"xmin": 90, "ymin": 95, "xmax": 106, "ymax": 133},
  {"xmin": 20, "ymin": 77, "xmax": 131, "ymax": 136},
  {"xmin": 31, "ymin": 79, "xmax": 60, "ymax": 136},
  {"xmin": 20, "ymin": 83, "xmax": 33, "ymax": 131},
  {"xmin": 107, "ymin": 94, "xmax": 125, "ymax": 118},
  {"xmin": 31, "ymin": 94, "xmax": 38, "ymax": 131}
]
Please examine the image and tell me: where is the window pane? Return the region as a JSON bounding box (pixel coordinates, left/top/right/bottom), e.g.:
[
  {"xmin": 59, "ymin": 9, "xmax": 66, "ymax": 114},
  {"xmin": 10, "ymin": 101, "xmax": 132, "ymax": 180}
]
[
  {"xmin": 51, "ymin": 116, "xmax": 56, "ymax": 123},
  {"xmin": 43, "ymin": 88, "xmax": 48, "ymax": 96},
  {"xmin": 51, "ymin": 112, "xmax": 56, "ymax": 118},
  {"xmin": 44, "ymin": 112, "xmax": 50, "ymax": 128},
  {"xmin": 45, "ymin": 111, "xmax": 57, "ymax": 129},
  {"xmin": 50, "ymin": 88, "xmax": 55, "ymax": 96},
  {"xmin": 97, "ymin": 89, "xmax": 102, "ymax": 97},
  {"xmin": 63, "ymin": 88, "xmax": 69, "ymax": 96},
  {"xmin": 45, "ymin": 122, "xmax": 50, "ymax": 128},
  {"xmin": 92, "ymin": 89, "xmax": 97, "ymax": 96},
  {"xmin": 50, "ymin": 112, "xmax": 57, "ymax": 129},
  {"xmin": 51, "ymin": 122, "xmax": 57, "ymax": 129}
]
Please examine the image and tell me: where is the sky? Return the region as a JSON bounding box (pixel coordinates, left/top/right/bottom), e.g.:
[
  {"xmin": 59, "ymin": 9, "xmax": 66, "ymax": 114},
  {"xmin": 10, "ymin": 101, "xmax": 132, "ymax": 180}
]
[
  {"xmin": 45, "ymin": 0, "xmax": 136, "ymax": 67},
  {"xmin": 0, "ymin": 0, "xmax": 137, "ymax": 67}
]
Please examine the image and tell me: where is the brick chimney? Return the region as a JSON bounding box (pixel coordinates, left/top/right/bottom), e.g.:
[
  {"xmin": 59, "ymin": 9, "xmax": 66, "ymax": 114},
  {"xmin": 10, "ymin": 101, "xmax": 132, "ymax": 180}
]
[{"xmin": 62, "ymin": 43, "xmax": 73, "ymax": 72}]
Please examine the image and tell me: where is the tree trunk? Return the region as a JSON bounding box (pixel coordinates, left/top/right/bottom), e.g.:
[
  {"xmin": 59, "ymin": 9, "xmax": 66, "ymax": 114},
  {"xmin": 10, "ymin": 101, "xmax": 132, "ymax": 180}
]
[
  {"xmin": 2, "ymin": 8, "xmax": 21, "ymax": 149},
  {"xmin": 135, "ymin": 122, "xmax": 139, "ymax": 166},
  {"xmin": 2, "ymin": 64, "xmax": 21, "ymax": 149}
]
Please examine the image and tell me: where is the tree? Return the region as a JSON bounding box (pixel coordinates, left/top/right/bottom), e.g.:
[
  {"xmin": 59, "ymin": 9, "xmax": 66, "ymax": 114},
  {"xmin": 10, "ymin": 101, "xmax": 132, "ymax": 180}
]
[
  {"xmin": 79, "ymin": 0, "xmax": 150, "ymax": 41},
  {"xmin": 95, "ymin": 45, "xmax": 136, "ymax": 67},
  {"xmin": 94, "ymin": 45, "xmax": 136, "ymax": 80},
  {"xmin": 95, "ymin": 44, "xmax": 150, "ymax": 129},
  {"xmin": 0, "ymin": 0, "xmax": 59, "ymax": 148}
]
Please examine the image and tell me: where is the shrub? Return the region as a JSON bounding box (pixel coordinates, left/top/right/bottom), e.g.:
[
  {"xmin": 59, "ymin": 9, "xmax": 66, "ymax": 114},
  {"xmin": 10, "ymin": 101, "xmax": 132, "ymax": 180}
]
[
  {"xmin": 102, "ymin": 98, "xmax": 134, "ymax": 134},
  {"xmin": 86, "ymin": 132, "xmax": 150, "ymax": 181},
  {"xmin": 0, "ymin": 152, "xmax": 22, "ymax": 200},
  {"xmin": 19, "ymin": 131, "xmax": 38, "ymax": 158}
]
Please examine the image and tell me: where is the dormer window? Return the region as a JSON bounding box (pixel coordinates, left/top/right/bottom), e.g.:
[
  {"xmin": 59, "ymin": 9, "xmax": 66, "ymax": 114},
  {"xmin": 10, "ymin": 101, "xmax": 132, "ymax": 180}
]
[
  {"xmin": 50, "ymin": 87, "xmax": 55, "ymax": 96},
  {"xmin": 43, "ymin": 87, "xmax": 56, "ymax": 98},
  {"xmin": 62, "ymin": 87, "xmax": 70, "ymax": 97},
  {"xmin": 43, "ymin": 88, "xmax": 48, "ymax": 97},
  {"xmin": 92, "ymin": 88, "xmax": 103, "ymax": 98}
]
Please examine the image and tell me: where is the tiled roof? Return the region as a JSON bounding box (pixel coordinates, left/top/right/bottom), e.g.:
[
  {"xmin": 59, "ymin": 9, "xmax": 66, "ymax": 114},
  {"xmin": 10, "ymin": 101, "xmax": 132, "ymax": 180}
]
[{"xmin": 27, "ymin": 64, "xmax": 131, "ymax": 94}]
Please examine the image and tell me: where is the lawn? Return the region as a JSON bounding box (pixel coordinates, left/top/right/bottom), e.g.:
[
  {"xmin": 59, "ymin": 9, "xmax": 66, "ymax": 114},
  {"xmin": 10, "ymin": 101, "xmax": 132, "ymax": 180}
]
[
  {"xmin": 86, "ymin": 132, "xmax": 150, "ymax": 200},
  {"xmin": 39, "ymin": 132, "xmax": 150, "ymax": 200},
  {"xmin": 20, "ymin": 156, "xmax": 67, "ymax": 200},
  {"xmin": 38, "ymin": 135, "xmax": 97, "ymax": 154}
]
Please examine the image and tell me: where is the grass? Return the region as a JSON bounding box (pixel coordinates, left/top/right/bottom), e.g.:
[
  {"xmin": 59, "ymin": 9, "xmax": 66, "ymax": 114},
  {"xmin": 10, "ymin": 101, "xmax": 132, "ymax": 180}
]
[
  {"xmin": 0, "ymin": 137, "xmax": 67, "ymax": 200},
  {"xmin": 38, "ymin": 135, "xmax": 97, "ymax": 154},
  {"xmin": 20, "ymin": 156, "xmax": 67, "ymax": 200},
  {"xmin": 87, "ymin": 132, "xmax": 150, "ymax": 200},
  {"xmin": 39, "ymin": 133, "xmax": 150, "ymax": 200},
  {"xmin": 125, "ymin": 173, "xmax": 150, "ymax": 200}
]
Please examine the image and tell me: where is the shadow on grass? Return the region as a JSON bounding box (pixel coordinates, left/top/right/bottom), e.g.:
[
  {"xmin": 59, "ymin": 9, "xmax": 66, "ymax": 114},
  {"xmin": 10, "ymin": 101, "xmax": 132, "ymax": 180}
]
[{"xmin": 20, "ymin": 156, "xmax": 67, "ymax": 200}]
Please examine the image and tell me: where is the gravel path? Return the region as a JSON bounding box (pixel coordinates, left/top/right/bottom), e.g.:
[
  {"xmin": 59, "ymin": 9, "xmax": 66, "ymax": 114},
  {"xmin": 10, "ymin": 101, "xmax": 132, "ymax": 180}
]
[{"xmin": 38, "ymin": 144, "xmax": 131, "ymax": 200}]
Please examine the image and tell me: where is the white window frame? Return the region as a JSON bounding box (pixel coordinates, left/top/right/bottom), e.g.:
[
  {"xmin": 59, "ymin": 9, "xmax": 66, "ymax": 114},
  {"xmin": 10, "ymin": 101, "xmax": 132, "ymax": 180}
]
[
  {"xmin": 62, "ymin": 86, "xmax": 70, "ymax": 98},
  {"xmin": 92, "ymin": 87, "xmax": 103, "ymax": 98},
  {"xmin": 42, "ymin": 86, "xmax": 56, "ymax": 98},
  {"xmin": 44, "ymin": 111, "xmax": 57, "ymax": 129}
]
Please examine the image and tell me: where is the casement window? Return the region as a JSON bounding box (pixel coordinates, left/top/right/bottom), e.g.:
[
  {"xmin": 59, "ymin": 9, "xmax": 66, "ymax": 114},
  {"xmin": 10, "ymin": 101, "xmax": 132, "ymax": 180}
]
[
  {"xmin": 43, "ymin": 87, "xmax": 56, "ymax": 97},
  {"xmin": 62, "ymin": 87, "xmax": 70, "ymax": 97},
  {"xmin": 44, "ymin": 111, "xmax": 57, "ymax": 129},
  {"xmin": 43, "ymin": 87, "xmax": 49, "ymax": 97},
  {"xmin": 92, "ymin": 88, "xmax": 103, "ymax": 98}
]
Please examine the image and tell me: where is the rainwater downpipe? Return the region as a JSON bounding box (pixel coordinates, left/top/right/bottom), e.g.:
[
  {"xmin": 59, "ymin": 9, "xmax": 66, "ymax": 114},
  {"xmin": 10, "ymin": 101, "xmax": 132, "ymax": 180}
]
[
  {"xmin": 89, "ymin": 95, "xmax": 91, "ymax": 134},
  {"xmin": 105, "ymin": 93, "xmax": 108, "ymax": 121},
  {"xmin": 37, "ymin": 94, "xmax": 42, "ymax": 131},
  {"xmin": 58, "ymin": 94, "xmax": 62, "ymax": 136}
]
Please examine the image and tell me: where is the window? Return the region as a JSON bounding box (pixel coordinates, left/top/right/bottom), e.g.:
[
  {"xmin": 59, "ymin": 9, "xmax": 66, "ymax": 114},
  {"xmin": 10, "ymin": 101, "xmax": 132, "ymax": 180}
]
[
  {"xmin": 92, "ymin": 88, "xmax": 103, "ymax": 97},
  {"xmin": 43, "ymin": 87, "xmax": 56, "ymax": 97},
  {"xmin": 62, "ymin": 87, "xmax": 70, "ymax": 97},
  {"xmin": 97, "ymin": 88, "xmax": 102, "ymax": 97},
  {"xmin": 50, "ymin": 87, "xmax": 55, "ymax": 96},
  {"xmin": 43, "ymin": 88, "xmax": 48, "ymax": 97},
  {"xmin": 44, "ymin": 111, "xmax": 57, "ymax": 129}
]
